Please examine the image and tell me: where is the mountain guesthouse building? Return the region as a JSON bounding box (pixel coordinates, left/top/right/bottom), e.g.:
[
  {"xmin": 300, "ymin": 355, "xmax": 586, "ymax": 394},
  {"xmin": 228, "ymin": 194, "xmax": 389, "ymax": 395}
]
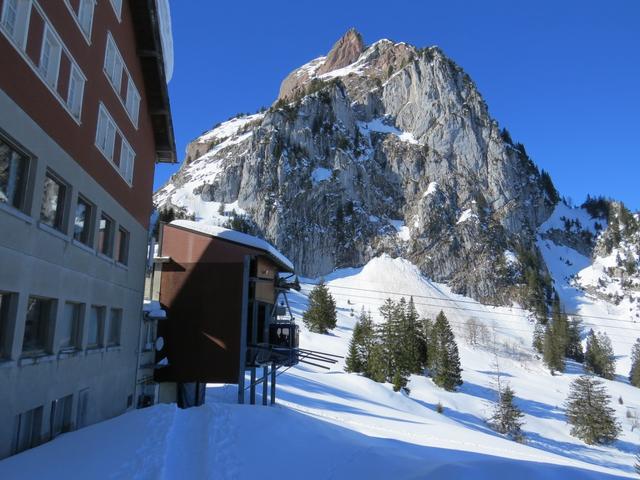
[
  {"xmin": 151, "ymin": 220, "xmax": 300, "ymax": 407},
  {"xmin": 0, "ymin": 0, "xmax": 175, "ymax": 458}
]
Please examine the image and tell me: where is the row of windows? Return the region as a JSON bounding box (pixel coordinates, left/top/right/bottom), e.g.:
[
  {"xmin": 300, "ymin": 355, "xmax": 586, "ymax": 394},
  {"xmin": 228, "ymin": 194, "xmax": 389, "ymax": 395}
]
[
  {"xmin": 0, "ymin": 0, "xmax": 86, "ymax": 121},
  {"xmin": 96, "ymin": 103, "xmax": 135, "ymax": 184},
  {"xmin": 0, "ymin": 291, "xmax": 123, "ymax": 359},
  {"xmin": 13, "ymin": 387, "xmax": 94, "ymax": 454},
  {"xmin": 0, "ymin": 1, "xmax": 139, "ymax": 185},
  {"xmin": 104, "ymin": 33, "xmax": 140, "ymax": 127},
  {"xmin": 0, "ymin": 135, "xmax": 130, "ymax": 264}
]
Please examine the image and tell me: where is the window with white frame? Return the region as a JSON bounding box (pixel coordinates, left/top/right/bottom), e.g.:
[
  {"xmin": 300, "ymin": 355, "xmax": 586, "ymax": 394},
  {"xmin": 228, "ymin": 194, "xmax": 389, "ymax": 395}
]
[
  {"xmin": 67, "ymin": 64, "xmax": 85, "ymax": 120},
  {"xmin": 95, "ymin": 104, "xmax": 117, "ymax": 161},
  {"xmin": 125, "ymin": 77, "xmax": 140, "ymax": 126},
  {"xmin": 76, "ymin": 0, "xmax": 94, "ymax": 39},
  {"xmin": 104, "ymin": 34, "xmax": 123, "ymax": 91},
  {"xmin": 39, "ymin": 26, "xmax": 62, "ymax": 89},
  {"xmin": 109, "ymin": 0, "xmax": 122, "ymax": 19},
  {"xmin": 119, "ymin": 138, "xmax": 135, "ymax": 184},
  {"xmin": 104, "ymin": 33, "xmax": 140, "ymax": 127},
  {"xmin": 0, "ymin": 0, "xmax": 31, "ymax": 49}
]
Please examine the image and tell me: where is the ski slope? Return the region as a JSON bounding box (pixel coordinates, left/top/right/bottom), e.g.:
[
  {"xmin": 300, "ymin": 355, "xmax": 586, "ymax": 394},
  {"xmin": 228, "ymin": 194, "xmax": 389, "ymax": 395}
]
[{"xmin": 1, "ymin": 257, "xmax": 639, "ymax": 479}]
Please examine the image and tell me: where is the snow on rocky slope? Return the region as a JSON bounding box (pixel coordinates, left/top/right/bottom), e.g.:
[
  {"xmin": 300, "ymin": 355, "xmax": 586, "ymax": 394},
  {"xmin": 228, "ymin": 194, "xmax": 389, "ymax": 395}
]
[{"xmin": 1, "ymin": 256, "xmax": 639, "ymax": 479}]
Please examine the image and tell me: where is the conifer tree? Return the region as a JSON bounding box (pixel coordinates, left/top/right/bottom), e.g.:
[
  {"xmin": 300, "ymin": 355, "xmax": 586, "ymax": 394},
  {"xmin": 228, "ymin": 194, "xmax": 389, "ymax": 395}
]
[
  {"xmin": 532, "ymin": 320, "xmax": 545, "ymax": 354},
  {"xmin": 365, "ymin": 343, "xmax": 387, "ymax": 383},
  {"xmin": 585, "ymin": 330, "xmax": 616, "ymax": 380},
  {"xmin": 345, "ymin": 321, "xmax": 364, "ymax": 373},
  {"xmin": 543, "ymin": 297, "xmax": 568, "ymax": 374},
  {"xmin": 566, "ymin": 316, "xmax": 585, "ymax": 363},
  {"xmin": 629, "ymin": 338, "xmax": 640, "ymax": 388},
  {"xmin": 565, "ymin": 375, "xmax": 621, "ymax": 445},
  {"xmin": 489, "ymin": 385, "xmax": 525, "ymax": 441},
  {"xmin": 302, "ymin": 280, "xmax": 337, "ymax": 334},
  {"xmin": 404, "ymin": 297, "xmax": 423, "ymax": 374},
  {"xmin": 430, "ymin": 311, "xmax": 463, "ymax": 391}
]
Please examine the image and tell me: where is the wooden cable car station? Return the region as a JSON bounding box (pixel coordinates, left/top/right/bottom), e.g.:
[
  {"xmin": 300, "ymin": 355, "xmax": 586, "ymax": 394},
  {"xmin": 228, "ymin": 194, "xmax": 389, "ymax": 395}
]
[{"xmin": 150, "ymin": 220, "xmax": 301, "ymax": 407}]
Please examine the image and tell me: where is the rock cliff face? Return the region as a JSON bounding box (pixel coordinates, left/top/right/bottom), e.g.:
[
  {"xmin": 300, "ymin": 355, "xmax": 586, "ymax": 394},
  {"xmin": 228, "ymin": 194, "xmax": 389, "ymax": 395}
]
[{"xmin": 156, "ymin": 30, "xmax": 564, "ymax": 302}]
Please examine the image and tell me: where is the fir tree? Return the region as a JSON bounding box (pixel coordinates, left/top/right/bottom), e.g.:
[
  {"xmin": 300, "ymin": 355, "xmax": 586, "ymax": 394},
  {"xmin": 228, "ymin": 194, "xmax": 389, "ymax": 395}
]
[
  {"xmin": 366, "ymin": 343, "xmax": 387, "ymax": 383},
  {"xmin": 430, "ymin": 311, "xmax": 463, "ymax": 391},
  {"xmin": 345, "ymin": 321, "xmax": 364, "ymax": 373},
  {"xmin": 392, "ymin": 370, "xmax": 408, "ymax": 392},
  {"xmin": 565, "ymin": 375, "xmax": 621, "ymax": 445},
  {"xmin": 629, "ymin": 338, "xmax": 640, "ymax": 388},
  {"xmin": 543, "ymin": 296, "xmax": 568, "ymax": 373},
  {"xmin": 532, "ymin": 320, "xmax": 545, "ymax": 354},
  {"xmin": 566, "ymin": 316, "xmax": 585, "ymax": 363},
  {"xmin": 585, "ymin": 330, "xmax": 616, "ymax": 380},
  {"xmin": 302, "ymin": 280, "xmax": 337, "ymax": 334},
  {"xmin": 489, "ymin": 385, "xmax": 525, "ymax": 441}
]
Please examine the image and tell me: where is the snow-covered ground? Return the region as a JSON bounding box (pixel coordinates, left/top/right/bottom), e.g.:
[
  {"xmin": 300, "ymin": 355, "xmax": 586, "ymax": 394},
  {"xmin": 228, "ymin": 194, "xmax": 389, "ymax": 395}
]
[{"xmin": 2, "ymin": 254, "xmax": 639, "ymax": 479}]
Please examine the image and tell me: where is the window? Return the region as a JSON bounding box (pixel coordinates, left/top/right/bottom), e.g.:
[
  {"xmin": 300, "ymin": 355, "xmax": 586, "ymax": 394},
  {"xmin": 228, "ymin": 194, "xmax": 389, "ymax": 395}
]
[
  {"xmin": 50, "ymin": 394, "xmax": 72, "ymax": 437},
  {"xmin": 67, "ymin": 65, "xmax": 85, "ymax": 120},
  {"xmin": 119, "ymin": 139, "xmax": 135, "ymax": 184},
  {"xmin": 13, "ymin": 406, "xmax": 42, "ymax": 454},
  {"xmin": 76, "ymin": 0, "xmax": 94, "ymax": 39},
  {"xmin": 88, "ymin": 306, "xmax": 104, "ymax": 348},
  {"xmin": 95, "ymin": 104, "xmax": 116, "ymax": 161},
  {"xmin": 142, "ymin": 321, "xmax": 154, "ymax": 351},
  {"xmin": 124, "ymin": 77, "xmax": 140, "ymax": 126},
  {"xmin": 0, "ymin": 0, "xmax": 30, "ymax": 48},
  {"xmin": 40, "ymin": 171, "xmax": 67, "ymax": 231},
  {"xmin": 108, "ymin": 0, "xmax": 122, "ymax": 19},
  {"xmin": 0, "ymin": 292, "xmax": 13, "ymax": 358},
  {"xmin": 104, "ymin": 35, "xmax": 123, "ymax": 91},
  {"xmin": 115, "ymin": 226, "xmax": 129, "ymax": 265},
  {"xmin": 22, "ymin": 297, "xmax": 53, "ymax": 354},
  {"xmin": 59, "ymin": 302, "xmax": 81, "ymax": 350},
  {"xmin": 39, "ymin": 26, "xmax": 62, "ymax": 89},
  {"xmin": 98, "ymin": 213, "xmax": 114, "ymax": 257},
  {"xmin": 73, "ymin": 196, "xmax": 93, "ymax": 245},
  {"xmin": 76, "ymin": 388, "xmax": 89, "ymax": 428},
  {"xmin": 107, "ymin": 308, "xmax": 121, "ymax": 346},
  {"xmin": 0, "ymin": 136, "xmax": 30, "ymax": 211}
]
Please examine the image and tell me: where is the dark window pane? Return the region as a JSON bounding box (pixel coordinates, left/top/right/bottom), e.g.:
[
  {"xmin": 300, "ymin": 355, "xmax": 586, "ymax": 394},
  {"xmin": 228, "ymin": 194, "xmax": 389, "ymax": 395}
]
[
  {"xmin": 0, "ymin": 292, "xmax": 12, "ymax": 358},
  {"xmin": 88, "ymin": 306, "xmax": 104, "ymax": 347},
  {"xmin": 73, "ymin": 197, "xmax": 92, "ymax": 244},
  {"xmin": 40, "ymin": 173, "xmax": 66, "ymax": 230},
  {"xmin": 23, "ymin": 297, "xmax": 52, "ymax": 353},
  {"xmin": 60, "ymin": 303, "xmax": 81, "ymax": 349},
  {"xmin": 98, "ymin": 214, "xmax": 113, "ymax": 256},
  {"xmin": 108, "ymin": 308, "xmax": 121, "ymax": 346},
  {"xmin": 116, "ymin": 227, "xmax": 128, "ymax": 264},
  {"xmin": 0, "ymin": 138, "xmax": 29, "ymax": 210}
]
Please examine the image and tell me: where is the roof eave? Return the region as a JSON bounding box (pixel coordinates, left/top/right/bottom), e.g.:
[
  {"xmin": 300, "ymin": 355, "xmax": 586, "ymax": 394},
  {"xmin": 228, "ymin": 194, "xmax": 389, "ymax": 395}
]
[{"xmin": 130, "ymin": 0, "xmax": 177, "ymax": 164}]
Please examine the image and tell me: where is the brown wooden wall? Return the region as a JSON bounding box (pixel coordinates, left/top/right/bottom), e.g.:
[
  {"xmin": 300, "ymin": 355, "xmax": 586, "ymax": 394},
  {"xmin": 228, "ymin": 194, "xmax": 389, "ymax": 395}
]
[{"xmin": 155, "ymin": 224, "xmax": 280, "ymax": 384}]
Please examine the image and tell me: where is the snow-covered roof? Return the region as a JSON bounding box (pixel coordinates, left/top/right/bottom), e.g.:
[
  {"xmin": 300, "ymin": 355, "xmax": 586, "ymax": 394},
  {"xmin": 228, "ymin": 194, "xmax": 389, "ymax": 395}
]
[
  {"xmin": 170, "ymin": 220, "xmax": 294, "ymax": 271},
  {"xmin": 156, "ymin": 0, "xmax": 174, "ymax": 82}
]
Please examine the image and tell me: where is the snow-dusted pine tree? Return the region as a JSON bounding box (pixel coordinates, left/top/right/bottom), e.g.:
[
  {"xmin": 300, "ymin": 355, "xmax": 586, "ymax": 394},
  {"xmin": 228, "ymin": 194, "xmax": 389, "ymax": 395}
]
[
  {"xmin": 489, "ymin": 385, "xmax": 525, "ymax": 441},
  {"xmin": 303, "ymin": 280, "xmax": 337, "ymax": 334},
  {"xmin": 585, "ymin": 330, "xmax": 616, "ymax": 380},
  {"xmin": 629, "ymin": 338, "xmax": 640, "ymax": 388},
  {"xmin": 565, "ymin": 375, "xmax": 620, "ymax": 445},
  {"xmin": 429, "ymin": 311, "xmax": 463, "ymax": 391}
]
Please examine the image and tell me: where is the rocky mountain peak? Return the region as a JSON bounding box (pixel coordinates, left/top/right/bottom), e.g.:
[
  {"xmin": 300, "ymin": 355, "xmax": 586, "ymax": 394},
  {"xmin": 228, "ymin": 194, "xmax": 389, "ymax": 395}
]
[
  {"xmin": 316, "ymin": 28, "xmax": 364, "ymax": 75},
  {"xmin": 156, "ymin": 33, "xmax": 564, "ymax": 303}
]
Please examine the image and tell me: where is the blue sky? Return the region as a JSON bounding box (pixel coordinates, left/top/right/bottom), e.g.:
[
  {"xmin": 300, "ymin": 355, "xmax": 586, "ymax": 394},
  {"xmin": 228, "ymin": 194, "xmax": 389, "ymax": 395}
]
[{"xmin": 158, "ymin": 0, "xmax": 640, "ymax": 210}]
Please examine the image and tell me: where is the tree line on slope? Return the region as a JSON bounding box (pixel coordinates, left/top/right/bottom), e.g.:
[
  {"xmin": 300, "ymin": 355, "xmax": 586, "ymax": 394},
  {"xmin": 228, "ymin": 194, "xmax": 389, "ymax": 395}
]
[{"xmin": 304, "ymin": 282, "xmax": 637, "ymax": 448}]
